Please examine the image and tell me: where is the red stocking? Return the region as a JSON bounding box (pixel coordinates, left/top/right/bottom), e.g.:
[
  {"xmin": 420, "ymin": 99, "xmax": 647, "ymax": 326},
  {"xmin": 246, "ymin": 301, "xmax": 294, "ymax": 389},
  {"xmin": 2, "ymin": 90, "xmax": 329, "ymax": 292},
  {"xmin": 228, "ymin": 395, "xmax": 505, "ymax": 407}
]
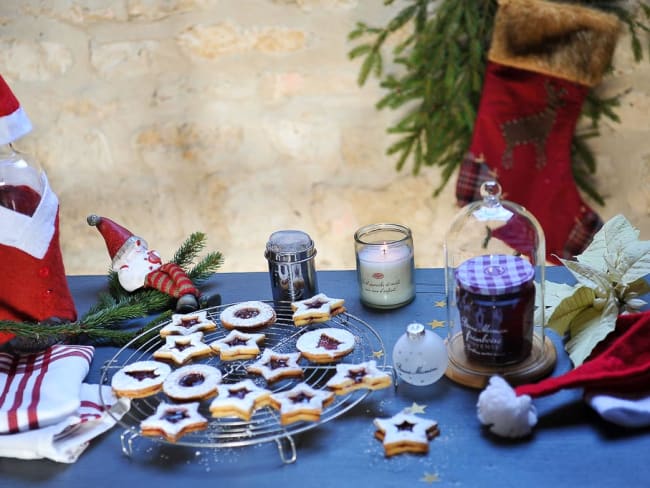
[{"xmin": 455, "ymin": 0, "xmax": 620, "ymax": 262}]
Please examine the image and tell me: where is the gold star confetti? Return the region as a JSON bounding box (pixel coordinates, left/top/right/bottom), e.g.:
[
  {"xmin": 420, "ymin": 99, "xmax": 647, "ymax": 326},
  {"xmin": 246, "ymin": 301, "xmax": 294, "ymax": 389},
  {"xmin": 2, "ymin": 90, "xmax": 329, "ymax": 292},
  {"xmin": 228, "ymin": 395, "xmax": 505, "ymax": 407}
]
[
  {"xmin": 404, "ymin": 402, "xmax": 427, "ymax": 415},
  {"xmin": 434, "ymin": 300, "xmax": 446, "ymax": 308},
  {"xmin": 372, "ymin": 350, "xmax": 384, "ymax": 359},
  {"xmin": 428, "ymin": 319, "xmax": 445, "ymax": 329},
  {"xmin": 420, "ymin": 472, "xmax": 440, "ymax": 483}
]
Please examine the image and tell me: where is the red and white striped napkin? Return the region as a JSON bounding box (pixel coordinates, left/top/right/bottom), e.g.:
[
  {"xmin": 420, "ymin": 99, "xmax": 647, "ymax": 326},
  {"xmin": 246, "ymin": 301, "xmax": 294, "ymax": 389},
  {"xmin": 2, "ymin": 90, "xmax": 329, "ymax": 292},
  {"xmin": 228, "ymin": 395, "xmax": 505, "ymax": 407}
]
[{"xmin": 0, "ymin": 344, "xmax": 130, "ymax": 462}]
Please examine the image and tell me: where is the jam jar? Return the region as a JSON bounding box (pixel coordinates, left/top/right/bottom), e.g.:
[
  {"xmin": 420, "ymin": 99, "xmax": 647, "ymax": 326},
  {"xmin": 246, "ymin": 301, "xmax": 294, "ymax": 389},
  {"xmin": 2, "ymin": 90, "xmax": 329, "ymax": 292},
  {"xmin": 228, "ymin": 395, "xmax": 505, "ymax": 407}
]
[{"xmin": 456, "ymin": 254, "xmax": 535, "ymax": 365}]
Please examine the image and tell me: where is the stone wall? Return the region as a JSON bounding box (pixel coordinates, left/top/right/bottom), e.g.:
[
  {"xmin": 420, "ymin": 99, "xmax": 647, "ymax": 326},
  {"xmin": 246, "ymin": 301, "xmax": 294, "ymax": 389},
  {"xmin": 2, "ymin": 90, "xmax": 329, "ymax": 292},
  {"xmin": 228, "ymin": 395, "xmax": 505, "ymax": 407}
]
[{"xmin": 1, "ymin": 1, "xmax": 648, "ymax": 276}]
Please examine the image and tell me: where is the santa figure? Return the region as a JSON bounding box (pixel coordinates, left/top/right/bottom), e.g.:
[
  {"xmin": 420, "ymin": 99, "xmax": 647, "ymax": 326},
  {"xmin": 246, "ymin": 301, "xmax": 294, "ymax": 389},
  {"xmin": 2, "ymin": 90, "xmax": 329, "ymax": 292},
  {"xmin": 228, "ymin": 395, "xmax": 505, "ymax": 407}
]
[
  {"xmin": 0, "ymin": 74, "xmax": 77, "ymax": 347},
  {"xmin": 87, "ymin": 214, "xmax": 201, "ymax": 313}
]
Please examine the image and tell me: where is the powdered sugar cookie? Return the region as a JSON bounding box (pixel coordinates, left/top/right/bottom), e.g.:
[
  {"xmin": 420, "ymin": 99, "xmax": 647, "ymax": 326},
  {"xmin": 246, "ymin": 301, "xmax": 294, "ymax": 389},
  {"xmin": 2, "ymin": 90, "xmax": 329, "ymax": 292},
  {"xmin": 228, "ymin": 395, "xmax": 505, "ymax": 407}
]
[
  {"xmin": 209, "ymin": 330, "xmax": 266, "ymax": 361},
  {"xmin": 295, "ymin": 327, "xmax": 356, "ymax": 363},
  {"xmin": 209, "ymin": 379, "xmax": 272, "ymax": 421},
  {"xmin": 246, "ymin": 349, "xmax": 303, "ymax": 383},
  {"xmin": 153, "ymin": 332, "xmax": 213, "ymax": 365},
  {"xmin": 269, "ymin": 382, "xmax": 334, "ymax": 425},
  {"xmin": 140, "ymin": 401, "xmax": 208, "ymax": 443},
  {"xmin": 220, "ymin": 301, "xmax": 277, "ymax": 330},
  {"xmin": 111, "ymin": 360, "xmax": 172, "ymax": 399},
  {"xmin": 162, "ymin": 364, "xmax": 222, "ymax": 402},
  {"xmin": 326, "ymin": 360, "xmax": 392, "ymax": 395},
  {"xmin": 160, "ymin": 310, "xmax": 217, "ymax": 337},
  {"xmin": 291, "ymin": 293, "xmax": 346, "ymax": 326},
  {"xmin": 373, "ymin": 412, "xmax": 440, "ymax": 457}
]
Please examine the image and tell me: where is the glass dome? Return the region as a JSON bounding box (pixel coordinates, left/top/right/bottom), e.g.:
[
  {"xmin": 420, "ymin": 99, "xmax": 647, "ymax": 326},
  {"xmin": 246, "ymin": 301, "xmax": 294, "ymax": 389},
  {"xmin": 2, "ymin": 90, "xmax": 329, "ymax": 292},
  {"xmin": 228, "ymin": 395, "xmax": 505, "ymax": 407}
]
[
  {"xmin": 0, "ymin": 143, "xmax": 44, "ymax": 217},
  {"xmin": 443, "ymin": 181, "xmax": 556, "ymax": 388}
]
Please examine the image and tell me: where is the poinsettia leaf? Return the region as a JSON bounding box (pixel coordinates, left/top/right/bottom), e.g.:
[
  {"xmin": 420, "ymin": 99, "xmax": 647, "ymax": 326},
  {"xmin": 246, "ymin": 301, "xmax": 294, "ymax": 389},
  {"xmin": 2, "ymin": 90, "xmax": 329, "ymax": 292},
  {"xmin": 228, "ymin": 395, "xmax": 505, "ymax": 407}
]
[
  {"xmin": 618, "ymin": 240, "xmax": 650, "ymax": 284},
  {"xmin": 625, "ymin": 277, "xmax": 650, "ymax": 297},
  {"xmin": 577, "ymin": 214, "xmax": 640, "ymax": 272},
  {"xmin": 546, "ymin": 286, "xmax": 596, "ymax": 336},
  {"xmin": 535, "ymin": 281, "xmax": 576, "ymax": 328},
  {"xmin": 559, "ymin": 258, "xmax": 612, "ymax": 294},
  {"xmin": 565, "ymin": 295, "xmax": 619, "ymax": 366}
]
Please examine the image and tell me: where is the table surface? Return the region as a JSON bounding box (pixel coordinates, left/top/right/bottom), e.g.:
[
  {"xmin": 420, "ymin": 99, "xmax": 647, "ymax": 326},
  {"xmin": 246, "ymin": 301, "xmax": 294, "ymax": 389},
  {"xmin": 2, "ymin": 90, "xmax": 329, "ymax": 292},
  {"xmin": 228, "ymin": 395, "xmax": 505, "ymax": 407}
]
[{"xmin": 2, "ymin": 267, "xmax": 649, "ymax": 488}]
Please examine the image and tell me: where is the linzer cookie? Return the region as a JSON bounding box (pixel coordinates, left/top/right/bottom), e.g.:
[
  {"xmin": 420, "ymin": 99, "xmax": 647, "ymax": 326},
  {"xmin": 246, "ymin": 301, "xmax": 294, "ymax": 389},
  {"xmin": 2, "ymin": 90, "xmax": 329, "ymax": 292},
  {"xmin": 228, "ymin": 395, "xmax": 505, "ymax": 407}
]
[
  {"xmin": 373, "ymin": 412, "xmax": 440, "ymax": 457},
  {"xmin": 153, "ymin": 332, "xmax": 213, "ymax": 365},
  {"xmin": 140, "ymin": 401, "xmax": 208, "ymax": 443},
  {"xmin": 326, "ymin": 360, "xmax": 392, "ymax": 395},
  {"xmin": 269, "ymin": 382, "xmax": 334, "ymax": 425},
  {"xmin": 162, "ymin": 364, "xmax": 222, "ymax": 402},
  {"xmin": 159, "ymin": 310, "xmax": 217, "ymax": 337},
  {"xmin": 209, "ymin": 330, "xmax": 266, "ymax": 361},
  {"xmin": 220, "ymin": 301, "xmax": 277, "ymax": 330},
  {"xmin": 246, "ymin": 349, "xmax": 303, "ymax": 383},
  {"xmin": 291, "ymin": 293, "xmax": 346, "ymax": 326},
  {"xmin": 295, "ymin": 327, "xmax": 356, "ymax": 363},
  {"xmin": 209, "ymin": 379, "xmax": 272, "ymax": 421},
  {"xmin": 111, "ymin": 360, "xmax": 172, "ymax": 399}
]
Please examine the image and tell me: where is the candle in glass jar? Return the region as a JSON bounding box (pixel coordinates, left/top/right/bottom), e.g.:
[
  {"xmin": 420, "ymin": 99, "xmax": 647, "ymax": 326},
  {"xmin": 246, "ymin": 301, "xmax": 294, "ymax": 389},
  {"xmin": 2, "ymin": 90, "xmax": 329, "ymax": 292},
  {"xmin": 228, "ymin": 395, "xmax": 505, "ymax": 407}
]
[{"xmin": 354, "ymin": 224, "xmax": 415, "ymax": 309}]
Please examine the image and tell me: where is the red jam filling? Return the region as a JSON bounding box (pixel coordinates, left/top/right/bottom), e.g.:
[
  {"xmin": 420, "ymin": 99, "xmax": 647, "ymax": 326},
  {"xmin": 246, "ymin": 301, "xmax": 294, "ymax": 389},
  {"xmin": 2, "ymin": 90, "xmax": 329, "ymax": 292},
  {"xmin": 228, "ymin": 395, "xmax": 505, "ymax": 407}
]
[
  {"xmin": 228, "ymin": 387, "xmax": 251, "ymax": 399},
  {"xmin": 180, "ymin": 317, "xmax": 200, "ymax": 327},
  {"xmin": 268, "ymin": 357, "xmax": 289, "ymax": 369},
  {"xmin": 162, "ymin": 408, "xmax": 190, "ymax": 424},
  {"xmin": 126, "ymin": 370, "xmax": 158, "ymax": 381},
  {"xmin": 226, "ymin": 337, "xmax": 250, "ymax": 347},
  {"xmin": 305, "ymin": 299, "xmax": 328, "ymax": 310},
  {"xmin": 234, "ymin": 308, "xmax": 260, "ymax": 319},
  {"xmin": 173, "ymin": 342, "xmax": 192, "ymax": 352},
  {"xmin": 179, "ymin": 373, "xmax": 205, "ymax": 387},
  {"xmin": 346, "ymin": 368, "xmax": 368, "ymax": 383},
  {"xmin": 317, "ymin": 334, "xmax": 342, "ymax": 351},
  {"xmin": 395, "ymin": 420, "xmax": 415, "ymax": 432},
  {"xmin": 290, "ymin": 392, "xmax": 313, "ymax": 404}
]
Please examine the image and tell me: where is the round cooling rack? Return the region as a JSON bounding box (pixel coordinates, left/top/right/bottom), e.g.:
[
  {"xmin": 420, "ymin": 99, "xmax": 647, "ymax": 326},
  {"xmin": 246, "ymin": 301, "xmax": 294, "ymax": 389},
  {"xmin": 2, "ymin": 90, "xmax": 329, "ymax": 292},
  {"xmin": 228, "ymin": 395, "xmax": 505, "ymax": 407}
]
[{"xmin": 99, "ymin": 301, "xmax": 389, "ymax": 463}]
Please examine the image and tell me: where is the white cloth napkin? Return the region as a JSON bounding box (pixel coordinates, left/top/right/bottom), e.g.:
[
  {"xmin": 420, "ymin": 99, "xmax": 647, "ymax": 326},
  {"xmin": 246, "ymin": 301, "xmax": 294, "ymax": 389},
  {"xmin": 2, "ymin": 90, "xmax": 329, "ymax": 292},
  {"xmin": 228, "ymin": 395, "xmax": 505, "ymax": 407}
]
[{"xmin": 0, "ymin": 344, "xmax": 130, "ymax": 462}]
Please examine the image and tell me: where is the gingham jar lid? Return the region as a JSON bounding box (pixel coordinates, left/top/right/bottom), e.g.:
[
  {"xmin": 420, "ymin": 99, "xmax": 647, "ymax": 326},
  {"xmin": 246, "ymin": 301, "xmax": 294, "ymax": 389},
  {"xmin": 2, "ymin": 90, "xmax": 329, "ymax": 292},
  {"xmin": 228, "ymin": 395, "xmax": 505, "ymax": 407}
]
[{"xmin": 455, "ymin": 254, "xmax": 534, "ymax": 296}]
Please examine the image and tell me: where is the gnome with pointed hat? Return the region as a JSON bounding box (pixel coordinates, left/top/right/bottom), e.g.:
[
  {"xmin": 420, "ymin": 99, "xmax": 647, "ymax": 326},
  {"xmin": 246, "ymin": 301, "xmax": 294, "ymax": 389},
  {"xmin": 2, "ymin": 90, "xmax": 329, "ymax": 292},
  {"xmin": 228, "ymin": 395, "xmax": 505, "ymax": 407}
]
[
  {"xmin": 87, "ymin": 214, "xmax": 201, "ymax": 313},
  {"xmin": 0, "ymin": 74, "xmax": 77, "ymax": 348}
]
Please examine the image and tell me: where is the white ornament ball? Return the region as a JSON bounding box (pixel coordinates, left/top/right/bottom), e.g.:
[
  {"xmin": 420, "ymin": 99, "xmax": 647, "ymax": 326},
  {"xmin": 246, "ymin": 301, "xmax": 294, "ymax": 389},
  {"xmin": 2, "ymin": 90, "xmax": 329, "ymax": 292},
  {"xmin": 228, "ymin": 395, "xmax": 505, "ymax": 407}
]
[{"xmin": 392, "ymin": 322, "xmax": 448, "ymax": 386}]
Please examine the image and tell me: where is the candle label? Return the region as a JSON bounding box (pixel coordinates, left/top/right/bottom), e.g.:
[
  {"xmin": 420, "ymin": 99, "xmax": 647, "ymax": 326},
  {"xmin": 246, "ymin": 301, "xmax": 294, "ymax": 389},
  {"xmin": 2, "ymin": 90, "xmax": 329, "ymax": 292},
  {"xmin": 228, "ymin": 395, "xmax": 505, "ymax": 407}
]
[{"xmin": 357, "ymin": 260, "xmax": 415, "ymax": 308}]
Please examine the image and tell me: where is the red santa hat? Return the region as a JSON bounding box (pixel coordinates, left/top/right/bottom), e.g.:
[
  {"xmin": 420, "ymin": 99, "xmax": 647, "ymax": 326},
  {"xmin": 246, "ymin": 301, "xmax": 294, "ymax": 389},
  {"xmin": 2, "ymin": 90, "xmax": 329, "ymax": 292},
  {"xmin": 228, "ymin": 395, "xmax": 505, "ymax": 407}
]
[
  {"xmin": 0, "ymin": 74, "xmax": 32, "ymax": 145},
  {"xmin": 477, "ymin": 310, "xmax": 650, "ymax": 437},
  {"xmin": 86, "ymin": 214, "xmax": 147, "ymax": 267}
]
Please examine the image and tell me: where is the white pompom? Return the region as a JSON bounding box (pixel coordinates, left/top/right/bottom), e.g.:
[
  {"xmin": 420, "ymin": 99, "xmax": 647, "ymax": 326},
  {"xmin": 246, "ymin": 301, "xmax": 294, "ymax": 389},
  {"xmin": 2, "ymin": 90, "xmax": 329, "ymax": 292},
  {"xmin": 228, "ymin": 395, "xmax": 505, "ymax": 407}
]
[{"xmin": 477, "ymin": 376, "xmax": 537, "ymax": 438}]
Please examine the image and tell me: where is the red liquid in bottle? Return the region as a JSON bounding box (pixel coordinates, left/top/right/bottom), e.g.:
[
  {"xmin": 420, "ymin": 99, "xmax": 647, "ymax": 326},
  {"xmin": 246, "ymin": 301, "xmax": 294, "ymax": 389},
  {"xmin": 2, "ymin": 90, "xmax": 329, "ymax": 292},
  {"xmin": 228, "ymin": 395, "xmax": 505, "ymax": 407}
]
[{"xmin": 0, "ymin": 184, "xmax": 41, "ymax": 216}]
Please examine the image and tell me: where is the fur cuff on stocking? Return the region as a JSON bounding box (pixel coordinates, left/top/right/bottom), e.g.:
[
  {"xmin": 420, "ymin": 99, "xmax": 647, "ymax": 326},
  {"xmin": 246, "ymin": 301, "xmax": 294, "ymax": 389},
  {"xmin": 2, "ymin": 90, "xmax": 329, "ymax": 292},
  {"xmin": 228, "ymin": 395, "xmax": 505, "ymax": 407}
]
[{"xmin": 489, "ymin": 0, "xmax": 621, "ymax": 86}]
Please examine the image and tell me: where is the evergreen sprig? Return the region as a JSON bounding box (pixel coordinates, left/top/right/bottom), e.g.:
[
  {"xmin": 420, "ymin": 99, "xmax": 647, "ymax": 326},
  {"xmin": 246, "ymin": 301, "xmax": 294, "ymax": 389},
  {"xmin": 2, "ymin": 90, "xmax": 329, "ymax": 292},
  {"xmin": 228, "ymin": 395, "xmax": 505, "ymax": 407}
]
[
  {"xmin": 0, "ymin": 232, "xmax": 223, "ymax": 348},
  {"xmin": 349, "ymin": 0, "xmax": 650, "ymax": 200}
]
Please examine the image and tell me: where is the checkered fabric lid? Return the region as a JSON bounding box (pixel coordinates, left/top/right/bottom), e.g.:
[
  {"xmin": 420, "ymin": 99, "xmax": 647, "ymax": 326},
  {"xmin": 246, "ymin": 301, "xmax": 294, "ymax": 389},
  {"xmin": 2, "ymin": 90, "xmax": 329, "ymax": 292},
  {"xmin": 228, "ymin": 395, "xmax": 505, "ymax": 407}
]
[{"xmin": 456, "ymin": 254, "xmax": 534, "ymax": 296}]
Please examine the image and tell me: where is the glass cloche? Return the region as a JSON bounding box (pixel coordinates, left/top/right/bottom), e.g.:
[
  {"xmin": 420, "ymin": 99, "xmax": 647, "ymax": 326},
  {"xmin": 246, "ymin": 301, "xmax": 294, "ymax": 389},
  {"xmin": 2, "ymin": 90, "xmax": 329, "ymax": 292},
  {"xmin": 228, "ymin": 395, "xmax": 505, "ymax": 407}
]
[{"xmin": 443, "ymin": 181, "xmax": 556, "ymax": 388}]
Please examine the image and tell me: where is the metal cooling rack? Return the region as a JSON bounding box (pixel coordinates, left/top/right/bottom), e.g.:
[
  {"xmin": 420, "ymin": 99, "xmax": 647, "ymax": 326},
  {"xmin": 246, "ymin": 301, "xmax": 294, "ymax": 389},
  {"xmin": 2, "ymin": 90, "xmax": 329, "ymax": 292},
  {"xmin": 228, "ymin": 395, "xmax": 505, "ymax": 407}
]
[{"xmin": 99, "ymin": 301, "xmax": 388, "ymax": 463}]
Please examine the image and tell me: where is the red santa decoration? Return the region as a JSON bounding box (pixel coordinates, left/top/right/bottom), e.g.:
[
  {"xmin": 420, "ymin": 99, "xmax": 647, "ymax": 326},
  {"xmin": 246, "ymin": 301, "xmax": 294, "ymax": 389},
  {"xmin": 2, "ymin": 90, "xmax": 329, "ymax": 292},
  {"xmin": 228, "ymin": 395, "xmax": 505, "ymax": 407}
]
[
  {"xmin": 0, "ymin": 74, "xmax": 77, "ymax": 346},
  {"xmin": 86, "ymin": 214, "xmax": 201, "ymax": 313}
]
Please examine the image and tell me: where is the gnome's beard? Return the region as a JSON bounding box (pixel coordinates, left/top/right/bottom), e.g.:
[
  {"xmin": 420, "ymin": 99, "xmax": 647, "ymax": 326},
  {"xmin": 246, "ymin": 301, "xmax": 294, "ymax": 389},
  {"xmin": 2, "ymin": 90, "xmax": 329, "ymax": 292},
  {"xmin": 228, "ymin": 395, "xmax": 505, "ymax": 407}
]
[{"xmin": 116, "ymin": 247, "xmax": 162, "ymax": 292}]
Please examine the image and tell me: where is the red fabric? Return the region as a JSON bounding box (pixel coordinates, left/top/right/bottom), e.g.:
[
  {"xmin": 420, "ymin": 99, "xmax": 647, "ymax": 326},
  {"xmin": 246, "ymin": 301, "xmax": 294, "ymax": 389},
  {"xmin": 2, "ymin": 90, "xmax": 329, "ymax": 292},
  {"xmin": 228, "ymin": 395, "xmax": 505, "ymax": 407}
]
[
  {"xmin": 515, "ymin": 311, "xmax": 650, "ymax": 398},
  {"xmin": 0, "ymin": 212, "xmax": 77, "ymax": 344},
  {"xmin": 91, "ymin": 216, "xmax": 134, "ymax": 260},
  {"xmin": 455, "ymin": 61, "xmax": 603, "ymax": 262},
  {"xmin": 144, "ymin": 262, "xmax": 198, "ymax": 298},
  {"xmin": 0, "ymin": 75, "xmax": 20, "ymax": 117}
]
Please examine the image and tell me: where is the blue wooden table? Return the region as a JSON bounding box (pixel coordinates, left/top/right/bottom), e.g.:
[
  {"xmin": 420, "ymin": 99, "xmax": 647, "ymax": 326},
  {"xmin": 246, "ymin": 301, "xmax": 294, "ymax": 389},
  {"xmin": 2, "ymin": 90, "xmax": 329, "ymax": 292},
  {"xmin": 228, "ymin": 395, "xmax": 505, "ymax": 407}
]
[{"xmin": 2, "ymin": 268, "xmax": 648, "ymax": 487}]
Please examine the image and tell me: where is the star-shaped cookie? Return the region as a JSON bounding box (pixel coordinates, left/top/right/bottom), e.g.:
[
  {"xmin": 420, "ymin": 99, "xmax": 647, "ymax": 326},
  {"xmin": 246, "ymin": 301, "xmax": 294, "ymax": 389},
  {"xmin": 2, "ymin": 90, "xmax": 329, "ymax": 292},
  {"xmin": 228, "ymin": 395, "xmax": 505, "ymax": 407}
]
[
  {"xmin": 209, "ymin": 330, "xmax": 266, "ymax": 361},
  {"xmin": 291, "ymin": 293, "xmax": 346, "ymax": 326},
  {"xmin": 373, "ymin": 412, "xmax": 439, "ymax": 457},
  {"xmin": 246, "ymin": 349, "xmax": 303, "ymax": 383},
  {"xmin": 159, "ymin": 310, "xmax": 217, "ymax": 337},
  {"xmin": 140, "ymin": 401, "xmax": 208, "ymax": 443},
  {"xmin": 325, "ymin": 360, "xmax": 392, "ymax": 395},
  {"xmin": 209, "ymin": 379, "xmax": 272, "ymax": 421},
  {"xmin": 152, "ymin": 331, "xmax": 213, "ymax": 365},
  {"xmin": 269, "ymin": 382, "xmax": 335, "ymax": 425}
]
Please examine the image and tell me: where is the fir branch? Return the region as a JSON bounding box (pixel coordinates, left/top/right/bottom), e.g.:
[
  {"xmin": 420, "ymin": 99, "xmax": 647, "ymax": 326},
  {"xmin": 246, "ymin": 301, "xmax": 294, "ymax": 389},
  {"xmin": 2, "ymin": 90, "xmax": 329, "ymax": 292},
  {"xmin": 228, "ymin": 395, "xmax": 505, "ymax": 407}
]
[
  {"xmin": 172, "ymin": 232, "xmax": 206, "ymax": 269},
  {"xmin": 189, "ymin": 251, "xmax": 224, "ymax": 282}
]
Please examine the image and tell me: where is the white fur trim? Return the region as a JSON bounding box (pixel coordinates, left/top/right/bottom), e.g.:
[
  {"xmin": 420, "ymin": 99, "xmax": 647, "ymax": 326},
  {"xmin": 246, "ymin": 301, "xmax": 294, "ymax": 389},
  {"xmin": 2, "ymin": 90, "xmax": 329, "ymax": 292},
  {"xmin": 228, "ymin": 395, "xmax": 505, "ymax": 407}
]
[
  {"xmin": 0, "ymin": 171, "xmax": 57, "ymax": 258},
  {"xmin": 0, "ymin": 106, "xmax": 32, "ymax": 145},
  {"xmin": 477, "ymin": 375, "xmax": 537, "ymax": 438}
]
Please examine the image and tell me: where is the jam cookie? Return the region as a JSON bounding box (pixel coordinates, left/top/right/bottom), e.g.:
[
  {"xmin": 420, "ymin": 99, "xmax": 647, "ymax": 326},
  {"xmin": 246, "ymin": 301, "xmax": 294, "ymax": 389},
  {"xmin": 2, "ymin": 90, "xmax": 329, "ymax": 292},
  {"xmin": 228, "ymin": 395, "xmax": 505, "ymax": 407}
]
[
  {"xmin": 140, "ymin": 401, "xmax": 208, "ymax": 443},
  {"xmin": 295, "ymin": 327, "xmax": 356, "ymax": 363},
  {"xmin": 220, "ymin": 301, "xmax": 277, "ymax": 330},
  {"xmin": 209, "ymin": 330, "xmax": 266, "ymax": 361},
  {"xmin": 246, "ymin": 349, "xmax": 303, "ymax": 383},
  {"xmin": 209, "ymin": 379, "xmax": 272, "ymax": 421},
  {"xmin": 162, "ymin": 364, "xmax": 222, "ymax": 402},
  {"xmin": 326, "ymin": 360, "xmax": 393, "ymax": 395},
  {"xmin": 291, "ymin": 293, "xmax": 346, "ymax": 326},
  {"xmin": 111, "ymin": 360, "xmax": 172, "ymax": 399},
  {"xmin": 269, "ymin": 382, "xmax": 334, "ymax": 425},
  {"xmin": 152, "ymin": 332, "xmax": 213, "ymax": 365},
  {"xmin": 373, "ymin": 412, "xmax": 440, "ymax": 457},
  {"xmin": 160, "ymin": 310, "xmax": 217, "ymax": 337}
]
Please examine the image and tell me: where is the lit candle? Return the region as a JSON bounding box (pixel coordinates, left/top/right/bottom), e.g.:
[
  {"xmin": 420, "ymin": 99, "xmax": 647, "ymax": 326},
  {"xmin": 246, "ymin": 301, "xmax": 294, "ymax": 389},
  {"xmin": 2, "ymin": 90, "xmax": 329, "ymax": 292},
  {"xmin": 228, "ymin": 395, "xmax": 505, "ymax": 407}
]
[{"xmin": 354, "ymin": 224, "xmax": 416, "ymax": 309}]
